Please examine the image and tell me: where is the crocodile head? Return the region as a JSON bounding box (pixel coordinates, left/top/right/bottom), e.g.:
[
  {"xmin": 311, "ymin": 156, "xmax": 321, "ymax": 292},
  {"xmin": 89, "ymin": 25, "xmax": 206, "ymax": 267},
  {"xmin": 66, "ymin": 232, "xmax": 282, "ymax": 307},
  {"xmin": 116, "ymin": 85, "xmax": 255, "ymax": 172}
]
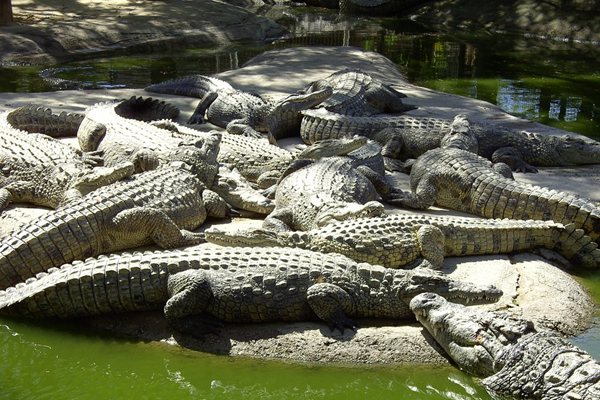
[
  {"xmin": 314, "ymin": 200, "xmax": 385, "ymax": 228},
  {"xmin": 549, "ymin": 134, "xmax": 600, "ymax": 165},
  {"xmin": 266, "ymin": 87, "xmax": 333, "ymax": 139},
  {"xmin": 212, "ymin": 165, "xmax": 274, "ymax": 215},
  {"xmin": 440, "ymin": 114, "xmax": 479, "ymax": 153},
  {"xmin": 296, "ymin": 136, "xmax": 368, "ymax": 159},
  {"xmin": 204, "ymin": 227, "xmax": 287, "ymax": 247},
  {"xmin": 410, "ymin": 292, "xmax": 531, "ymax": 377}
]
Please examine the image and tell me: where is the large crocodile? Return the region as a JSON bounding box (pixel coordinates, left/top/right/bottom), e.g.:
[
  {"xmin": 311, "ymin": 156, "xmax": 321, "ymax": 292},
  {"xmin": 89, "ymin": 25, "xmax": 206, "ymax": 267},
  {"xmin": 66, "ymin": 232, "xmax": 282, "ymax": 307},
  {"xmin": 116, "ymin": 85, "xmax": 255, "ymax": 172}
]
[
  {"xmin": 205, "ymin": 214, "xmax": 600, "ymax": 269},
  {"xmin": 262, "ymin": 138, "xmax": 403, "ymax": 231},
  {"xmin": 299, "ymin": 68, "xmax": 415, "ymax": 116},
  {"xmin": 410, "ymin": 292, "xmax": 600, "ymax": 400},
  {"xmin": 300, "ymin": 109, "xmax": 600, "ymax": 172},
  {"xmin": 0, "ymin": 157, "xmax": 231, "ymax": 290},
  {"xmin": 0, "ymin": 106, "xmax": 134, "ymax": 210},
  {"xmin": 392, "ymin": 115, "xmax": 600, "ymax": 241},
  {"xmin": 0, "ymin": 247, "xmax": 502, "ymax": 334},
  {"xmin": 144, "ymin": 74, "xmax": 331, "ymax": 140}
]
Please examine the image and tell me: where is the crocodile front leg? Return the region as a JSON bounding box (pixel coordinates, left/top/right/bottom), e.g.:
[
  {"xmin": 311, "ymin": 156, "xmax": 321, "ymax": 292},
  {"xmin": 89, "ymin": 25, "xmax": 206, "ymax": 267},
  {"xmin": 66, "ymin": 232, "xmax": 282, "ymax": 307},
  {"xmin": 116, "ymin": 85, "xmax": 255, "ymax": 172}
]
[
  {"xmin": 263, "ymin": 207, "xmax": 295, "ymax": 232},
  {"xmin": 492, "ymin": 147, "xmax": 538, "ymax": 173},
  {"xmin": 111, "ymin": 207, "xmax": 205, "ymax": 248},
  {"xmin": 0, "ymin": 181, "xmax": 41, "ymax": 210},
  {"xmin": 387, "ymin": 174, "xmax": 438, "ymax": 210},
  {"xmin": 306, "ymin": 283, "xmax": 357, "ymax": 332},
  {"xmin": 226, "ymin": 119, "xmax": 263, "ymax": 139},
  {"xmin": 77, "ymin": 119, "xmax": 107, "ymax": 152}
]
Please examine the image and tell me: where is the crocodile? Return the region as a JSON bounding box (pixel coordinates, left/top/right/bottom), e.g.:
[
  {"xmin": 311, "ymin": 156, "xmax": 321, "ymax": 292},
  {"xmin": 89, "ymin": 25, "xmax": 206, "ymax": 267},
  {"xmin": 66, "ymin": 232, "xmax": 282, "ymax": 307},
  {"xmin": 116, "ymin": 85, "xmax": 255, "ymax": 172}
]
[
  {"xmin": 76, "ymin": 97, "xmax": 218, "ymax": 174},
  {"xmin": 410, "ymin": 292, "xmax": 600, "ymax": 400},
  {"xmin": 263, "ymin": 138, "xmax": 404, "ymax": 231},
  {"xmin": 205, "ymin": 214, "xmax": 600, "ymax": 269},
  {"xmin": 0, "ymin": 107, "xmax": 134, "ymax": 210},
  {"xmin": 144, "ymin": 74, "xmax": 332, "ymax": 140},
  {"xmin": 390, "ymin": 115, "xmax": 600, "ymax": 241},
  {"xmin": 300, "ymin": 109, "xmax": 600, "ymax": 172},
  {"xmin": 0, "ymin": 247, "xmax": 502, "ymax": 334},
  {"xmin": 0, "ymin": 157, "xmax": 231, "ymax": 290},
  {"xmin": 299, "ymin": 68, "xmax": 415, "ymax": 116}
]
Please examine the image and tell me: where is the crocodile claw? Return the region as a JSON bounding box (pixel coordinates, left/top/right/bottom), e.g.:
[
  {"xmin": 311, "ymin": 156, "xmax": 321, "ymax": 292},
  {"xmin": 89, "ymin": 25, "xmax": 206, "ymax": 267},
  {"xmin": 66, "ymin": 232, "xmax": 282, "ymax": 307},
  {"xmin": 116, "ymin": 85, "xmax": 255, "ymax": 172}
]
[{"xmin": 328, "ymin": 309, "xmax": 358, "ymax": 334}]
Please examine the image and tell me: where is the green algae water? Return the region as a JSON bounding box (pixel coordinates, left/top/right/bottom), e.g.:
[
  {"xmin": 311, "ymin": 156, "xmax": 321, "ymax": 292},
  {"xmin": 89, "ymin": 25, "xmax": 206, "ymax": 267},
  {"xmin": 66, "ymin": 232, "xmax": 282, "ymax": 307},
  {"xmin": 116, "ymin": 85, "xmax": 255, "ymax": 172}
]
[
  {"xmin": 0, "ymin": 317, "xmax": 494, "ymax": 400},
  {"xmin": 1, "ymin": 7, "xmax": 599, "ymax": 399}
]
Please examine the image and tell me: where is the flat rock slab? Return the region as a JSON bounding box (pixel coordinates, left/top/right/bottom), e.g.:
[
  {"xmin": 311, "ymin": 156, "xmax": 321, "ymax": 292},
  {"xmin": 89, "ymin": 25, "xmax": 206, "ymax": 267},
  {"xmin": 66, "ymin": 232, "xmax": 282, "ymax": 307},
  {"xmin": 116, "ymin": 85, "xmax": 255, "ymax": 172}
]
[
  {"xmin": 0, "ymin": 46, "xmax": 597, "ymax": 365},
  {"xmin": 0, "ymin": 0, "xmax": 286, "ymax": 65}
]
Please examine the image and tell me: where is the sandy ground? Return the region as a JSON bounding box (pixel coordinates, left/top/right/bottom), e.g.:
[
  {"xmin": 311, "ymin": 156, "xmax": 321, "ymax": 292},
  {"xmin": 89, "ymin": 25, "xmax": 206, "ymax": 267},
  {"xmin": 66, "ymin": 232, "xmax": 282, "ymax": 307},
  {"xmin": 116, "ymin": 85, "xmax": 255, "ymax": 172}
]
[{"xmin": 0, "ymin": 46, "xmax": 597, "ymax": 365}]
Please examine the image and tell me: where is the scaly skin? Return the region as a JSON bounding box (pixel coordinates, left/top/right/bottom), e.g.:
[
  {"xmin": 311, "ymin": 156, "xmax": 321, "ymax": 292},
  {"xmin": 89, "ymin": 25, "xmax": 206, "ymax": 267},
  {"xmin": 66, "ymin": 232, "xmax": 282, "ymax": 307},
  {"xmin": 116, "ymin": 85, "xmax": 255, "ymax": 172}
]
[
  {"xmin": 393, "ymin": 116, "xmax": 600, "ymax": 242},
  {"xmin": 205, "ymin": 214, "xmax": 600, "ymax": 269},
  {"xmin": 300, "ymin": 110, "xmax": 600, "ymax": 172},
  {"xmin": 0, "ymin": 107, "xmax": 134, "ymax": 210},
  {"xmin": 0, "ymin": 163, "xmax": 230, "ymax": 290},
  {"xmin": 0, "ymin": 247, "xmax": 501, "ymax": 335},
  {"xmin": 6, "ymin": 105, "xmax": 84, "ymax": 137},
  {"xmin": 76, "ymin": 97, "xmax": 220, "ymax": 174},
  {"xmin": 145, "ymin": 74, "xmax": 331, "ymax": 140},
  {"xmin": 411, "ymin": 293, "xmax": 600, "ymax": 400},
  {"xmin": 300, "ymin": 68, "xmax": 415, "ymax": 116},
  {"xmin": 264, "ymin": 138, "xmax": 402, "ymax": 231}
]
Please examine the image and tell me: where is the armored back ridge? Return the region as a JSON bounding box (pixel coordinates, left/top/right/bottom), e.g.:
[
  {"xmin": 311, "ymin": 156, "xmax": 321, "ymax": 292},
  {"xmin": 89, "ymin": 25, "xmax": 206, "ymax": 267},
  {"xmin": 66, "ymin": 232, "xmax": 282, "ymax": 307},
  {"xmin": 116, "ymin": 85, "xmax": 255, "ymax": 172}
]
[
  {"xmin": 0, "ymin": 247, "xmax": 501, "ymax": 335},
  {"xmin": 0, "ymin": 165, "xmax": 230, "ymax": 289}
]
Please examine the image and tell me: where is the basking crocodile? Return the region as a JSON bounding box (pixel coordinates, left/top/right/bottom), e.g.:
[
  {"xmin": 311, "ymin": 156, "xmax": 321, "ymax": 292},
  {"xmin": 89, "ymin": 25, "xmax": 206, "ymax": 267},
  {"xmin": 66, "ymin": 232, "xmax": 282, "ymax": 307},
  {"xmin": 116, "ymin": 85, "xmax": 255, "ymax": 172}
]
[
  {"xmin": 262, "ymin": 138, "xmax": 403, "ymax": 231},
  {"xmin": 0, "ymin": 107, "xmax": 134, "ymax": 210},
  {"xmin": 205, "ymin": 214, "xmax": 600, "ymax": 269},
  {"xmin": 300, "ymin": 109, "xmax": 600, "ymax": 172},
  {"xmin": 0, "ymin": 247, "xmax": 502, "ymax": 334},
  {"xmin": 76, "ymin": 97, "xmax": 217, "ymax": 174},
  {"xmin": 391, "ymin": 115, "xmax": 600, "ymax": 241},
  {"xmin": 411, "ymin": 292, "xmax": 600, "ymax": 400},
  {"xmin": 144, "ymin": 74, "xmax": 331, "ymax": 140},
  {"xmin": 299, "ymin": 68, "xmax": 415, "ymax": 116},
  {"xmin": 0, "ymin": 157, "xmax": 231, "ymax": 290}
]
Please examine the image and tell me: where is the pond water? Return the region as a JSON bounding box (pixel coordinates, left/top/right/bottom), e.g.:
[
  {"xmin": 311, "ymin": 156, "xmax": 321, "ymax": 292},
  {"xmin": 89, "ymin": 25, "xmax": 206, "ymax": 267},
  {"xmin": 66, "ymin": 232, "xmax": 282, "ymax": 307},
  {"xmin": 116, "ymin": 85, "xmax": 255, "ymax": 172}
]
[{"xmin": 0, "ymin": 6, "xmax": 599, "ymax": 400}]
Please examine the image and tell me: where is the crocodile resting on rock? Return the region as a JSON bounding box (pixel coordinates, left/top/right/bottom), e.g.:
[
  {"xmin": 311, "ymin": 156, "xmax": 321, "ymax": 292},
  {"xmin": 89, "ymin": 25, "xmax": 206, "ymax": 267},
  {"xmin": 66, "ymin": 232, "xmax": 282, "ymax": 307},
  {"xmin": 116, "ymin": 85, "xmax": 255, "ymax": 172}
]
[
  {"xmin": 0, "ymin": 247, "xmax": 502, "ymax": 334},
  {"xmin": 263, "ymin": 137, "xmax": 403, "ymax": 231},
  {"xmin": 392, "ymin": 115, "xmax": 600, "ymax": 242},
  {"xmin": 299, "ymin": 68, "xmax": 415, "ymax": 116},
  {"xmin": 144, "ymin": 74, "xmax": 331, "ymax": 140},
  {"xmin": 0, "ymin": 157, "xmax": 231, "ymax": 290},
  {"xmin": 0, "ymin": 106, "xmax": 134, "ymax": 210},
  {"xmin": 411, "ymin": 292, "xmax": 600, "ymax": 400},
  {"xmin": 300, "ymin": 109, "xmax": 600, "ymax": 172},
  {"xmin": 205, "ymin": 214, "xmax": 600, "ymax": 269}
]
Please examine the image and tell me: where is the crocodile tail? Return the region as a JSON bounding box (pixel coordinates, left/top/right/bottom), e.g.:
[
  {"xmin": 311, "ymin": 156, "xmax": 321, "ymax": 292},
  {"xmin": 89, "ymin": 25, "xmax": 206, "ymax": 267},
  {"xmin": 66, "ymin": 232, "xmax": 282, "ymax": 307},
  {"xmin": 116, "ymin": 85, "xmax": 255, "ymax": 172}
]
[
  {"xmin": 555, "ymin": 224, "xmax": 600, "ymax": 269},
  {"xmin": 0, "ymin": 206, "xmax": 103, "ymax": 290},
  {"xmin": 6, "ymin": 106, "xmax": 84, "ymax": 137},
  {"xmin": 145, "ymin": 74, "xmax": 233, "ymax": 98},
  {"xmin": 113, "ymin": 96, "xmax": 180, "ymax": 122},
  {"xmin": 0, "ymin": 251, "xmax": 171, "ymax": 318}
]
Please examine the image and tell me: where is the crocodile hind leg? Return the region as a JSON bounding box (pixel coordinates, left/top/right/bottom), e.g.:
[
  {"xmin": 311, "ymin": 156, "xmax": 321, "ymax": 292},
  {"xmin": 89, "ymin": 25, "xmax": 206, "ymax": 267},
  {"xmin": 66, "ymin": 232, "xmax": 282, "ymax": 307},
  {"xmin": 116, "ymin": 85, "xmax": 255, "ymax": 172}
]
[
  {"xmin": 307, "ymin": 283, "xmax": 357, "ymax": 332},
  {"xmin": 111, "ymin": 207, "xmax": 205, "ymax": 248},
  {"xmin": 417, "ymin": 225, "xmax": 446, "ymax": 269},
  {"xmin": 202, "ymin": 189, "xmax": 238, "ymax": 218},
  {"xmin": 0, "ymin": 181, "xmax": 57, "ymax": 210},
  {"xmin": 164, "ymin": 270, "xmax": 222, "ymax": 336},
  {"xmin": 188, "ymin": 92, "xmax": 218, "ymax": 124},
  {"xmin": 77, "ymin": 119, "xmax": 106, "ymax": 152}
]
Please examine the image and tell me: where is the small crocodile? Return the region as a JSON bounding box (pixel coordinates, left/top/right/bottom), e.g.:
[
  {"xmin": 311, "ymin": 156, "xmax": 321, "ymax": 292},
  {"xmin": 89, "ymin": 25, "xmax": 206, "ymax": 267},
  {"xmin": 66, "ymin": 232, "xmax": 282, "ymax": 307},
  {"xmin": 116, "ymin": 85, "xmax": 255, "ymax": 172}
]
[
  {"xmin": 262, "ymin": 137, "xmax": 402, "ymax": 231},
  {"xmin": 300, "ymin": 109, "xmax": 600, "ymax": 172},
  {"xmin": 0, "ymin": 247, "xmax": 502, "ymax": 334},
  {"xmin": 392, "ymin": 115, "xmax": 600, "ymax": 241},
  {"xmin": 299, "ymin": 68, "xmax": 415, "ymax": 116},
  {"xmin": 0, "ymin": 158, "xmax": 230, "ymax": 290},
  {"xmin": 145, "ymin": 74, "xmax": 331, "ymax": 140},
  {"xmin": 0, "ymin": 106, "xmax": 134, "ymax": 210},
  {"xmin": 205, "ymin": 214, "xmax": 600, "ymax": 269},
  {"xmin": 411, "ymin": 292, "xmax": 600, "ymax": 400}
]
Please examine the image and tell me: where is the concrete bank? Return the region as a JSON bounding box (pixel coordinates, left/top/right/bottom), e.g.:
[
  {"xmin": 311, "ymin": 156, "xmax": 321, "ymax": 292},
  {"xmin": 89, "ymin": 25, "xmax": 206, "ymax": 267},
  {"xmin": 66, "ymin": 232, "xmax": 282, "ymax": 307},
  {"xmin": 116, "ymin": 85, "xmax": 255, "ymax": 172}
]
[{"xmin": 0, "ymin": 46, "xmax": 597, "ymax": 365}]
